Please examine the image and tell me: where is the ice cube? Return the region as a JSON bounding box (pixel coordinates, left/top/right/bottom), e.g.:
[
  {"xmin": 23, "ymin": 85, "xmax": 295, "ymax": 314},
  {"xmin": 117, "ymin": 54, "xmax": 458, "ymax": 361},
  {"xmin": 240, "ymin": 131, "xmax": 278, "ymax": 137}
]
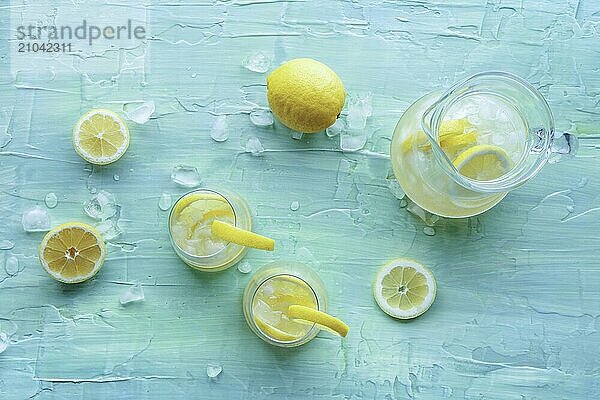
[
  {"xmin": 206, "ymin": 364, "xmax": 223, "ymax": 378},
  {"xmin": 245, "ymin": 137, "xmax": 264, "ymax": 156},
  {"xmin": 243, "ymin": 51, "xmax": 271, "ymax": 73},
  {"xmin": 94, "ymin": 219, "xmax": 123, "ymax": 241},
  {"xmin": 21, "ymin": 206, "xmax": 51, "ymax": 232},
  {"xmin": 158, "ymin": 192, "xmax": 172, "ymax": 211},
  {"xmin": 84, "ymin": 191, "xmax": 118, "ymax": 220},
  {"xmin": 340, "ymin": 134, "xmax": 367, "ymax": 152},
  {"xmin": 0, "ymin": 332, "xmax": 8, "ymax": 354},
  {"xmin": 125, "ymin": 101, "xmax": 155, "ymax": 124},
  {"xmin": 44, "ymin": 192, "xmax": 58, "ymax": 209},
  {"xmin": 237, "ymin": 261, "xmax": 252, "ymax": 274},
  {"xmin": 249, "ymin": 109, "xmax": 274, "ymax": 127},
  {"xmin": 549, "ymin": 131, "xmax": 579, "ymax": 164},
  {"xmin": 346, "ymin": 93, "xmax": 372, "ymax": 130},
  {"xmin": 210, "ymin": 115, "xmax": 229, "ymax": 142},
  {"xmin": 290, "ymin": 201, "xmax": 300, "ymax": 211},
  {"xmin": 326, "ymin": 119, "xmax": 345, "ymax": 137},
  {"xmin": 291, "ymin": 131, "xmax": 304, "ymax": 140},
  {"xmin": 387, "ymin": 178, "xmax": 405, "ymax": 200},
  {"xmin": 171, "ymin": 165, "xmax": 202, "ymax": 188},
  {"xmin": 119, "ymin": 283, "xmax": 145, "ymax": 305},
  {"xmin": 4, "ymin": 255, "xmax": 19, "ymax": 276}
]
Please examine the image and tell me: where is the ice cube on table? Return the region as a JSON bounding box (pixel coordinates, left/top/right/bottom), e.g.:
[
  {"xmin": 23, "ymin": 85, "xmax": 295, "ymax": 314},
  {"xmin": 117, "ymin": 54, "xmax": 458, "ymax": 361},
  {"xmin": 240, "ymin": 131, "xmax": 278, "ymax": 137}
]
[
  {"xmin": 340, "ymin": 134, "xmax": 367, "ymax": 152},
  {"xmin": 243, "ymin": 51, "xmax": 271, "ymax": 73},
  {"xmin": 125, "ymin": 101, "xmax": 155, "ymax": 124},
  {"xmin": 21, "ymin": 206, "xmax": 51, "ymax": 232},
  {"xmin": 210, "ymin": 115, "xmax": 229, "ymax": 142},
  {"xmin": 291, "ymin": 131, "xmax": 304, "ymax": 140},
  {"xmin": 406, "ymin": 199, "xmax": 440, "ymax": 226},
  {"xmin": 171, "ymin": 165, "xmax": 202, "ymax": 188},
  {"xmin": 120, "ymin": 283, "xmax": 145, "ymax": 305},
  {"xmin": 245, "ymin": 137, "xmax": 264, "ymax": 156},
  {"xmin": 94, "ymin": 219, "xmax": 123, "ymax": 241},
  {"xmin": 346, "ymin": 93, "xmax": 373, "ymax": 130},
  {"xmin": 237, "ymin": 261, "xmax": 252, "ymax": 274},
  {"xmin": 326, "ymin": 119, "xmax": 345, "ymax": 137},
  {"xmin": 423, "ymin": 226, "xmax": 436, "ymax": 236},
  {"xmin": 249, "ymin": 109, "xmax": 274, "ymax": 127},
  {"xmin": 206, "ymin": 364, "xmax": 223, "ymax": 378},
  {"xmin": 84, "ymin": 191, "xmax": 118, "ymax": 220},
  {"xmin": 387, "ymin": 178, "xmax": 405, "ymax": 200}
]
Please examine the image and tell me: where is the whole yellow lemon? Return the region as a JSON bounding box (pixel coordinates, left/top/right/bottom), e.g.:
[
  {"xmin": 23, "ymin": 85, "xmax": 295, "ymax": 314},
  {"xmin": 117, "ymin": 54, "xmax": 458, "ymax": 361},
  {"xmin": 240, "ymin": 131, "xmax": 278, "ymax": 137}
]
[{"xmin": 267, "ymin": 58, "xmax": 346, "ymax": 133}]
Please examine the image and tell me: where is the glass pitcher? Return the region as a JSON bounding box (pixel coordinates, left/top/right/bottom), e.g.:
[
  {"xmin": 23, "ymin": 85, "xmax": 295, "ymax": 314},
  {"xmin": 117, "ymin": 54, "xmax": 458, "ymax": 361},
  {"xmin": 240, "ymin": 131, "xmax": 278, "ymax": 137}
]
[{"xmin": 390, "ymin": 72, "xmax": 577, "ymax": 218}]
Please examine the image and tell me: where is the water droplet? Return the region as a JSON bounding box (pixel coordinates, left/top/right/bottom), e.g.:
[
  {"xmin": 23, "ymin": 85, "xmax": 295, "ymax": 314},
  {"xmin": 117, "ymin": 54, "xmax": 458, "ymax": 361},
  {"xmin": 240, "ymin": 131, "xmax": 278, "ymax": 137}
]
[
  {"xmin": 113, "ymin": 174, "xmax": 120, "ymax": 181},
  {"xmin": 249, "ymin": 109, "xmax": 274, "ymax": 127},
  {"xmin": 206, "ymin": 363, "xmax": 223, "ymax": 378},
  {"xmin": 423, "ymin": 226, "xmax": 436, "ymax": 236},
  {"xmin": 44, "ymin": 192, "xmax": 58, "ymax": 209},
  {"xmin": 0, "ymin": 332, "xmax": 8, "ymax": 354},
  {"xmin": 171, "ymin": 165, "xmax": 202, "ymax": 188},
  {"xmin": 21, "ymin": 206, "xmax": 51, "ymax": 232},
  {"xmin": 242, "ymin": 51, "xmax": 271, "ymax": 73},
  {"xmin": 158, "ymin": 192, "xmax": 172, "ymax": 211},
  {"xmin": 4, "ymin": 255, "xmax": 19, "ymax": 276},
  {"xmin": 245, "ymin": 137, "xmax": 264, "ymax": 156},
  {"xmin": 120, "ymin": 283, "xmax": 145, "ymax": 305},
  {"xmin": 290, "ymin": 201, "xmax": 300, "ymax": 211},
  {"xmin": 237, "ymin": 261, "xmax": 252, "ymax": 274},
  {"xmin": 0, "ymin": 240, "xmax": 15, "ymax": 250},
  {"xmin": 210, "ymin": 115, "xmax": 229, "ymax": 142}
]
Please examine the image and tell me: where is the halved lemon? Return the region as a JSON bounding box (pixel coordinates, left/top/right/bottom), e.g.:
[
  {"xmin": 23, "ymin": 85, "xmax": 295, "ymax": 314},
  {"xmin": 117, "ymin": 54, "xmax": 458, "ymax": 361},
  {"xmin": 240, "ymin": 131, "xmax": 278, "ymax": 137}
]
[
  {"xmin": 452, "ymin": 144, "xmax": 513, "ymax": 181},
  {"xmin": 73, "ymin": 109, "xmax": 130, "ymax": 165},
  {"xmin": 373, "ymin": 258, "xmax": 436, "ymax": 319},
  {"xmin": 39, "ymin": 222, "xmax": 106, "ymax": 283},
  {"xmin": 211, "ymin": 220, "xmax": 275, "ymax": 251},
  {"xmin": 287, "ymin": 305, "xmax": 349, "ymax": 337}
]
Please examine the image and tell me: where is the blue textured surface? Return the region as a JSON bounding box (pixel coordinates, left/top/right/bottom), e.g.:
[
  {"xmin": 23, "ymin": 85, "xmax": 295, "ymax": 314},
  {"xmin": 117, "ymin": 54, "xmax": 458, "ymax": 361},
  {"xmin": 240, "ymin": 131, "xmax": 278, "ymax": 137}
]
[{"xmin": 1, "ymin": 1, "xmax": 599, "ymax": 399}]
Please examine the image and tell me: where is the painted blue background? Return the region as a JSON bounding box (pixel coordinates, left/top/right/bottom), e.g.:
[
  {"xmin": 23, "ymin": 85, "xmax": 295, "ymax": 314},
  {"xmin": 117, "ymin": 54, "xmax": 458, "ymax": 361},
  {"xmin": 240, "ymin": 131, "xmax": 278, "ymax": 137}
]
[{"xmin": 1, "ymin": 1, "xmax": 599, "ymax": 399}]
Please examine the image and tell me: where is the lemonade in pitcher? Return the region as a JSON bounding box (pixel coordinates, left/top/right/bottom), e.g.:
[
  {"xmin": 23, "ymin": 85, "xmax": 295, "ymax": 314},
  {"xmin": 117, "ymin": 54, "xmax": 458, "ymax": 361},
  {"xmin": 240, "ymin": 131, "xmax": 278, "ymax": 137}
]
[{"xmin": 391, "ymin": 72, "xmax": 575, "ymax": 218}]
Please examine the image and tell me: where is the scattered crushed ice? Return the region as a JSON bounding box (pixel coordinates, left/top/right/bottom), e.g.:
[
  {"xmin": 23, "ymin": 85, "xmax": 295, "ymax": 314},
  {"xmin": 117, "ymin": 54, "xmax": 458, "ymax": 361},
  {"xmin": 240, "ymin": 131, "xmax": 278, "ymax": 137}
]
[
  {"xmin": 290, "ymin": 201, "xmax": 300, "ymax": 211},
  {"xmin": 206, "ymin": 363, "xmax": 223, "ymax": 378},
  {"xmin": 21, "ymin": 206, "xmax": 51, "ymax": 232},
  {"xmin": 423, "ymin": 226, "xmax": 436, "ymax": 236},
  {"xmin": 237, "ymin": 261, "xmax": 252, "ymax": 274},
  {"xmin": 158, "ymin": 192, "xmax": 172, "ymax": 211},
  {"xmin": 0, "ymin": 332, "xmax": 8, "ymax": 354},
  {"xmin": 249, "ymin": 109, "xmax": 274, "ymax": 127},
  {"xmin": 84, "ymin": 191, "xmax": 119, "ymax": 220},
  {"xmin": 44, "ymin": 193, "xmax": 58, "ymax": 209},
  {"xmin": 125, "ymin": 101, "xmax": 155, "ymax": 124},
  {"xmin": 171, "ymin": 165, "xmax": 202, "ymax": 188},
  {"xmin": 243, "ymin": 51, "xmax": 271, "ymax": 73},
  {"xmin": 0, "ymin": 240, "xmax": 15, "ymax": 250},
  {"xmin": 120, "ymin": 283, "xmax": 145, "ymax": 305},
  {"xmin": 4, "ymin": 255, "xmax": 19, "ymax": 276},
  {"xmin": 245, "ymin": 137, "xmax": 264, "ymax": 156},
  {"xmin": 291, "ymin": 131, "xmax": 304, "ymax": 140},
  {"xmin": 210, "ymin": 115, "xmax": 229, "ymax": 142},
  {"xmin": 326, "ymin": 119, "xmax": 345, "ymax": 137},
  {"xmin": 406, "ymin": 199, "xmax": 440, "ymax": 226}
]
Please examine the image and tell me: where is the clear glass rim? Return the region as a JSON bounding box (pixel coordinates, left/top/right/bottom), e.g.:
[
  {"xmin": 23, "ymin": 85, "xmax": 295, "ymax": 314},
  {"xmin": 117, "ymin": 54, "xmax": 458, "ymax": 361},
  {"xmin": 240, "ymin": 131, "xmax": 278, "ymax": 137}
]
[
  {"xmin": 248, "ymin": 273, "xmax": 320, "ymax": 346},
  {"xmin": 168, "ymin": 188, "xmax": 238, "ymax": 260},
  {"xmin": 421, "ymin": 71, "xmax": 555, "ymax": 193}
]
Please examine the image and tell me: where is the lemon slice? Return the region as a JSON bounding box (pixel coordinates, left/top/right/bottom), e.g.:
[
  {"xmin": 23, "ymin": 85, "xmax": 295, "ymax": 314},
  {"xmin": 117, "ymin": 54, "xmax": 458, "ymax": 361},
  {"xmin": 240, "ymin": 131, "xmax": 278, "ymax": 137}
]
[
  {"xmin": 254, "ymin": 316, "xmax": 300, "ymax": 342},
  {"xmin": 401, "ymin": 118, "xmax": 474, "ymax": 154},
  {"xmin": 453, "ymin": 144, "xmax": 513, "ymax": 181},
  {"xmin": 73, "ymin": 109, "xmax": 130, "ymax": 165},
  {"xmin": 287, "ymin": 305, "xmax": 349, "ymax": 337},
  {"xmin": 211, "ymin": 220, "xmax": 274, "ymax": 251},
  {"xmin": 373, "ymin": 258, "xmax": 436, "ymax": 319},
  {"xmin": 39, "ymin": 222, "xmax": 106, "ymax": 283}
]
